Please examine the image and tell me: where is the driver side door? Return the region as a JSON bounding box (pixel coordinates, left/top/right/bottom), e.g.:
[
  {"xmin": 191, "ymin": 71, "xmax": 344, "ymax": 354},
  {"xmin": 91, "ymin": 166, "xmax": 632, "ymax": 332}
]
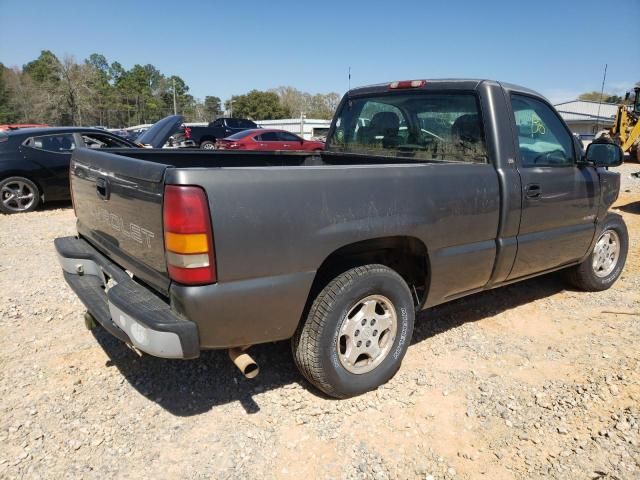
[{"xmin": 507, "ymin": 94, "xmax": 599, "ymax": 279}]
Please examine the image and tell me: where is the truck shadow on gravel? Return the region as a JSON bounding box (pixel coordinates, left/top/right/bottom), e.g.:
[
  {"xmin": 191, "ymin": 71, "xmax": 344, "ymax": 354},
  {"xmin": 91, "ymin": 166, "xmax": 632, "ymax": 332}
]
[
  {"xmin": 615, "ymin": 201, "xmax": 640, "ymax": 214},
  {"xmin": 412, "ymin": 274, "xmax": 566, "ymax": 343},
  {"xmin": 91, "ymin": 273, "xmax": 566, "ymax": 416}
]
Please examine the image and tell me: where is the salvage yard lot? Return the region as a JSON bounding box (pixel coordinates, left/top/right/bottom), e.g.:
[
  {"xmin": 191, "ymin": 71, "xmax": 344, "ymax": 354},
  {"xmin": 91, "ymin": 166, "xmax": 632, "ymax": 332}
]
[{"xmin": 1, "ymin": 165, "xmax": 639, "ymax": 479}]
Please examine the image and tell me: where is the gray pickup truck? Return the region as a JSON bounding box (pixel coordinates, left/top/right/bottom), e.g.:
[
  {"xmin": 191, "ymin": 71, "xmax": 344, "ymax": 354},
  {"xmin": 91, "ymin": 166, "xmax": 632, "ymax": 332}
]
[{"xmin": 56, "ymin": 79, "xmax": 627, "ymax": 398}]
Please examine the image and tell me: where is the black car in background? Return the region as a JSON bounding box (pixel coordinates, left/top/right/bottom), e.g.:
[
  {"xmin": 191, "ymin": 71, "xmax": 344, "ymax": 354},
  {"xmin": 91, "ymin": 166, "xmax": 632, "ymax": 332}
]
[
  {"xmin": 0, "ymin": 117, "xmax": 183, "ymax": 214},
  {"xmin": 187, "ymin": 118, "xmax": 258, "ymax": 149},
  {"xmin": 0, "ymin": 127, "xmax": 137, "ymax": 213}
]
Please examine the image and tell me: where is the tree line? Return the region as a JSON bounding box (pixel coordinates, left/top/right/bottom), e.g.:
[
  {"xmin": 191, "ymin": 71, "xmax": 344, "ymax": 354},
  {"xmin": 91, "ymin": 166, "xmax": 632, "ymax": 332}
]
[{"xmin": 0, "ymin": 50, "xmax": 341, "ymax": 127}]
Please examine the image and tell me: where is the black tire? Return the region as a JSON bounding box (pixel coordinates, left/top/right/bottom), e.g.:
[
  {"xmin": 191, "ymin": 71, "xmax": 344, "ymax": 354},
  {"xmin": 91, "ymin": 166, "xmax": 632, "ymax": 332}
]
[
  {"xmin": 565, "ymin": 213, "xmax": 628, "ymax": 291},
  {"xmin": 0, "ymin": 176, "xmax": 41, "ymax": 214},
  {"xmin": 200, "ymin": 140, "xmax": 216, "ymax": 150},
  {"xmin": 292, "ymin": 264, "xmax": 415, "ymax": 398}
]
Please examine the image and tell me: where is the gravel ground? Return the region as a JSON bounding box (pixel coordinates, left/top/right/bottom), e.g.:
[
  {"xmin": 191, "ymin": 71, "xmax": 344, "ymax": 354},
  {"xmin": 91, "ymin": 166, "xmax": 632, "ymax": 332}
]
[{"xmin": 1, "ymin": 164, "xmax": 639, "ymax": 479}]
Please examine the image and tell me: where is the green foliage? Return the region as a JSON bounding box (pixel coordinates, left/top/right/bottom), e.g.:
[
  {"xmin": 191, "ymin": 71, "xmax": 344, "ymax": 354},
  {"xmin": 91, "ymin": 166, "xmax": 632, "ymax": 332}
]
[
  {"xmin": 272, "ymin": 86, "xmax": 340, "ymax": 119},
  {"xmin": 204, "ymin": 96, "xmax": 223, "ymax": 120},
  {"xmin": 1, "ymin": 52, "xmax": 218, "ymax": 127},
  {"xmin": 23, "ymin": 50, "xmax": 61, "ymax": 84},
  {"xmin": 2, "ymin": 51, "xmax": 343, "ymax": 127},
  {"xmin": 225, "ymin": 90, "xmax": 290, "ymax": 120},
  {"xmin": 578, "ymin": 91, "xmax": 623, "ymax": 104},
  {"xmin": 0, "ymin": 63, "xmax": 17, "ymax": 123}
]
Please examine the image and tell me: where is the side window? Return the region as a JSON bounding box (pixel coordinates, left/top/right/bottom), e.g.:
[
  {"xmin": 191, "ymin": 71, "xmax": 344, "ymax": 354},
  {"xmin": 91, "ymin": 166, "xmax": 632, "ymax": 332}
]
[
  {"xmin": 27, "ymin": 134, "xmax": 76, "ymax": 153},
  {"xmin": 329, "ymin": 93, "xmax": 487, "ymax": 163},
  {"xmin": 278, "ymin": 132, "xmax": 300, "ymax": 142},
  {"xmin": 81, "ymin": 133, "xmax": 130, "ymax": 149},
  {"xmin": 261, "ymin": 132, "xmax": 279, "ymax": 141},
  {"xmin": 511, "ymin": 95, "xmax": 575, "ymax": 167}
]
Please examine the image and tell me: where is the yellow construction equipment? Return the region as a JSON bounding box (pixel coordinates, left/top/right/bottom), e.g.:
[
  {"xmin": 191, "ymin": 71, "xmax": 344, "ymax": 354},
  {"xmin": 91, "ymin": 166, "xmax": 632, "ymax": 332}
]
[{"xmin": 609, "ymin": 86, "xmax": 640, "ymax": 161}]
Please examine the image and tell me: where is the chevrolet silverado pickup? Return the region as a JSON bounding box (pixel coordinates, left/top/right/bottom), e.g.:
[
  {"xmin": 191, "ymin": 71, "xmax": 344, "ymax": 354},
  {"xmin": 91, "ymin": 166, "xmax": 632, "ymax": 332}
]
[{"xmin": 56, "ymin": 79, "xmax": 627, "ymax": 398}]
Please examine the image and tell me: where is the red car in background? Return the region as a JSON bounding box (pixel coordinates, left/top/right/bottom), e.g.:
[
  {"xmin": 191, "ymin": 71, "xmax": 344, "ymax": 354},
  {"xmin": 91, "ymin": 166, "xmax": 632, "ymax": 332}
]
[
  {"xmin": 0, "ymin": 123, "xmax": 49, "ymax": 131},
  {"xmin": 216, "ymin": 129, "xmax": 324, "ymax": 151}
]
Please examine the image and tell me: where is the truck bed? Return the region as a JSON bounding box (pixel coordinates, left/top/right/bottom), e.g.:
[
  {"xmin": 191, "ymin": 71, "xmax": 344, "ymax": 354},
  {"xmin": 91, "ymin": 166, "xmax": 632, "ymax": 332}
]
[{"xmin": 70, "ymin": 147, "xmax": 500, "ymax": 347}]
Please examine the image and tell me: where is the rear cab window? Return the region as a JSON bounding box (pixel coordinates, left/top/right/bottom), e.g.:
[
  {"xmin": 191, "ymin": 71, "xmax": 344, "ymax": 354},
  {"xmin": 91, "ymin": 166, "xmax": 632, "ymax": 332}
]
[{"xmin": 328, "ymin": 92, "xmax": 488, "ymax": 163}]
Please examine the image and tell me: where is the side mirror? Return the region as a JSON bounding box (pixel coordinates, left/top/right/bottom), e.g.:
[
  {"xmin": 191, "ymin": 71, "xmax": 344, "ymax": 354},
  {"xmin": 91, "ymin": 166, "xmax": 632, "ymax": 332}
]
[{"xmin": 585, "ymin": 142, "xmax": 623, "ymax": 167}]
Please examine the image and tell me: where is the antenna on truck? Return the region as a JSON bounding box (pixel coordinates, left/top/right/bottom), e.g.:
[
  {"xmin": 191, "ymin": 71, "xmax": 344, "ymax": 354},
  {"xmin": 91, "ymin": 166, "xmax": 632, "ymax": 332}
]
[{"xmin": 595, "ymin": 63, "xmax": 607, "ymax": 134}]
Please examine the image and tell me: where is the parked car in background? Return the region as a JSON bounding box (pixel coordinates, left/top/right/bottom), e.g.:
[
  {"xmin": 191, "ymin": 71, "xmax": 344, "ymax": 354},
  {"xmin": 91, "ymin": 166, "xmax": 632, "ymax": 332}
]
[
  {"xmin": 125, "ymin": 127, "xmax": 149, "ymax": 141},
  {"xmin": 216, "ymin": 129, "xmax": 325, "ymax": 151},
  {"xmin": 0, "ymin": 118, "xmax": 179, "ymax": 213},
  {"xmin": 187, "ymin": 118, "xmax": 258, "ymax": 149}
]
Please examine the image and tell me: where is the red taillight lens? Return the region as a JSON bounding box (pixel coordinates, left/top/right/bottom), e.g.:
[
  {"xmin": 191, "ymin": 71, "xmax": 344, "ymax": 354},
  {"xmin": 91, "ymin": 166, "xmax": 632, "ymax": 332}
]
[{"xmin": 163, "ymin": 185, "xmax": 217, "ymax": 285}]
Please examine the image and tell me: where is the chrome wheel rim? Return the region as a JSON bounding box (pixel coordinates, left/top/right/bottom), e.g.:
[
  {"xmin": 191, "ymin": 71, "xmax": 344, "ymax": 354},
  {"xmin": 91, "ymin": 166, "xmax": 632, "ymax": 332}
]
[
  {"xmin": 1, "ymin": 180, "xmax": 36, "ymax": 212},
  {"xmin": 202, "ymin": 142, "xmax": 215, "ymax": 150},
  {"xmin": 592, "ymin": 229, "xmax": 620, "ymax": 278},
  {"xmin": 337, "ymin": 294, "xmax": 398, "ymax": 374}
]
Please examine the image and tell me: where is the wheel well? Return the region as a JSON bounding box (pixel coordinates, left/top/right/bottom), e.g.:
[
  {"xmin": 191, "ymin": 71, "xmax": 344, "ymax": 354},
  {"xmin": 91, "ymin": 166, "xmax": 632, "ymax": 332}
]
[
  {"xmin": 199, "ymin": 136, "xmax": 216, "ymax": 144},
  {"xmin": 306, "ymin": 236, "xmax": 430, "ymax": 310}
]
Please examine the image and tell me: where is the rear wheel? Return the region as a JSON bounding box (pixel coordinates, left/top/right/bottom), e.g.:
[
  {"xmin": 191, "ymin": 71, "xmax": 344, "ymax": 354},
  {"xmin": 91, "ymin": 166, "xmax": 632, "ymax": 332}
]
[
  {"xmin": 0, "ymin": 176, "xmax": 40, "ymax": 214},
  {"xmin": 565, "ymin": 214, "xmax": 628, "ymax": 291},
  {"xmin": 200, "ymin": 140, "xmax": 216, "ymax": 150},
  {"xmin": 292, "ymin": 264, "xmax": 415, "ymax": 398}
]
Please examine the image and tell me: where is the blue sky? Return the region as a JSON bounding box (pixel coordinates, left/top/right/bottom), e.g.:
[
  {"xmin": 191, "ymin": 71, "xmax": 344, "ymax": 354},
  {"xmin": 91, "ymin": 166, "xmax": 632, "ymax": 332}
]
[{"xmin": 1, "ymin": 0, "xmax": 638, "ymax": 104}]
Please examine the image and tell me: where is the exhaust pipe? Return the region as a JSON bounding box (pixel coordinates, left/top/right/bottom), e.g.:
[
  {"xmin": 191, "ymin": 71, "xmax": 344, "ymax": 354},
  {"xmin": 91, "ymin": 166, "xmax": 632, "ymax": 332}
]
[{"xmin": 228, "ymin": 346, "xmax": 259, "ymax": 379}]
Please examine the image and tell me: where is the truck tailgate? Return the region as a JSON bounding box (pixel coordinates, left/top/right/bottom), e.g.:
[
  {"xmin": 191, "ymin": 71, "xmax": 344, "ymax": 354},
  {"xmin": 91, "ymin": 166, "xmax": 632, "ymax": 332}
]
[{"xmin": 70, "ymin": 148, "xmax": 170, "ymax": 295}]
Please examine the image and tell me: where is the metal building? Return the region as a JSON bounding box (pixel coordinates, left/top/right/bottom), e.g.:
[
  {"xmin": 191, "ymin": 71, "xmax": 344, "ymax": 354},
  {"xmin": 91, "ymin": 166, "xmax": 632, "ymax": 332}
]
[{"xmin": 554, "ymin": 100, "xmax": 618, "ymax": 136}]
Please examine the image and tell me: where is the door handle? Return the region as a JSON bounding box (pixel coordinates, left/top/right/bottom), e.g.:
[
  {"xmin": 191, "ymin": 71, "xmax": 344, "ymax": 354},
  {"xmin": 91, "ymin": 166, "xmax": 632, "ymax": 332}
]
[
  {"xmin": 96, "ymin": 177, "xmax": 110, "ymax": 200},
  {"xmin": 525, "ymin": 183, "xmax": 541, "ymax": 199}
]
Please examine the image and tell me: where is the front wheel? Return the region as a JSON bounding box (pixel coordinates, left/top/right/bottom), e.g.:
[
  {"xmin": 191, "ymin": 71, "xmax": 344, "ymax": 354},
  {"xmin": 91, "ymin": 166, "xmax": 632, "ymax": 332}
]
[
  {"xmin": 292, "ymin": 264, "xmax": 415, "ymax": 398},
  {"xmin": 565, "ymin": 213, "xmax": 628, "ymax": 291}
]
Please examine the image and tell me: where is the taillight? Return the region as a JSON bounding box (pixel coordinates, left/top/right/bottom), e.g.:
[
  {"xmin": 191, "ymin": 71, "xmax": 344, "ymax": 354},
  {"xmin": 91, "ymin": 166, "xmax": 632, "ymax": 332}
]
[
  {"xmin": 163, "ymin": 185, "xmax": 217, "ymax": 285},
  {"xmin": 389, "ymin": 80, "xmax": 426, "ymax": 89}
]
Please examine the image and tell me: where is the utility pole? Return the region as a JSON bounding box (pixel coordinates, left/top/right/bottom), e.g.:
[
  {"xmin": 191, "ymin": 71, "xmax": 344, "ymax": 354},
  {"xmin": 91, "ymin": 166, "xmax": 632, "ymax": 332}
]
[
  {"xmin": 300, "ymin": 112, "xmax": 305, "ymax": 137},
  {"xmin": 172, "ymin": 78, "xmax": 178, "ymax": 115}
]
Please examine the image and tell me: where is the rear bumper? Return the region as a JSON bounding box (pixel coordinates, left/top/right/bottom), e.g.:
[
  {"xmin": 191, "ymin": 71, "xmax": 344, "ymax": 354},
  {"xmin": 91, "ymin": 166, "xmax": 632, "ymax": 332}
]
[{"xmin": 55, "ymin": 236, "xmax": 199, "ymax": 359}]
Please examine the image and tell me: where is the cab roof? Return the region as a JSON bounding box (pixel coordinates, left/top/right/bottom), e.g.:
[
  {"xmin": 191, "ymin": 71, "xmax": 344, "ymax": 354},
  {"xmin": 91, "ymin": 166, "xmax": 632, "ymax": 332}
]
[
  {"xmin": 3, "ymin": 126, "xmax": 111, "ymax": 138},
  {"xmin": 347, "ymin": 78, "xmax": 545, "ymax": 101}
]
